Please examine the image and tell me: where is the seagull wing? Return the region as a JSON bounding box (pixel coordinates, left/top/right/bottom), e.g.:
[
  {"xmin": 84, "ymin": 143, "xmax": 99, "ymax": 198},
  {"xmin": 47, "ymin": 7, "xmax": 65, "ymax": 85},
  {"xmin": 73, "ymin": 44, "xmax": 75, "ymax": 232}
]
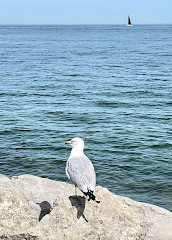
[{"xmin": 66, "ymin": 155, "xmax": 96, "ymax": 193}]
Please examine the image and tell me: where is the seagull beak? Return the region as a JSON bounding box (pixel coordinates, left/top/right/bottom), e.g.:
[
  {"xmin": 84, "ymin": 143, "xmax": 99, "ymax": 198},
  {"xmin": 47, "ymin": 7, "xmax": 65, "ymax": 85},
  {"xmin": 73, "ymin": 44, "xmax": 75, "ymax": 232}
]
[{"xmin": 65, "ymin": 141, "xmax": 71, "ymax": 145}]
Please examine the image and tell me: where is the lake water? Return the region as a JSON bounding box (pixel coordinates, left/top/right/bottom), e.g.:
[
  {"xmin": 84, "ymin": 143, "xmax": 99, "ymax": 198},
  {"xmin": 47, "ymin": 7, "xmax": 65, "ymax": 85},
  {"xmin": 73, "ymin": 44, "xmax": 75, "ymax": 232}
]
[{"xmin": 0, "ymin": 25, "xmax": 171, "ymax": 211}]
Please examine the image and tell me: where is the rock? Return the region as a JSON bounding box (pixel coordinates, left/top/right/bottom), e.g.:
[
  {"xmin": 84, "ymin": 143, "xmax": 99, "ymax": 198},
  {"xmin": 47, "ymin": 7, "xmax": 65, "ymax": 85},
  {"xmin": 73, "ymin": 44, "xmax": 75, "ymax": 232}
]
[
  {"xmin": 34, "ymin": 186, "xmax": 142, "ymax": 240},
  {"xmin": 116, "ymin": 195, "xmax": 172, "ymax": 240},
  {"xmin": 0, "ymin": 174, "xmax": 83, "ymax": 218},
  {"xmin": 0, "ymin": 174, "xmax": 172, "ymax": 240},
  {"xmin": 0, "ymin": 188, "xmax": 37, "ymax": 236}
]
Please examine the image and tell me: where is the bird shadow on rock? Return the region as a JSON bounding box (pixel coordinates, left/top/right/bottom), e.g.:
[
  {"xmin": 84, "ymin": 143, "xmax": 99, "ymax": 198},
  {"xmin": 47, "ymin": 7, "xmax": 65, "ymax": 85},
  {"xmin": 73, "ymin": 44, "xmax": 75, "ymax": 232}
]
[
  {"xmin": 37, "ymin": 201, "xmax": 52, "ymax": 221},
  {"xmin": 69, "ymin": 196, "xmax": 88, "ymax": 222}
]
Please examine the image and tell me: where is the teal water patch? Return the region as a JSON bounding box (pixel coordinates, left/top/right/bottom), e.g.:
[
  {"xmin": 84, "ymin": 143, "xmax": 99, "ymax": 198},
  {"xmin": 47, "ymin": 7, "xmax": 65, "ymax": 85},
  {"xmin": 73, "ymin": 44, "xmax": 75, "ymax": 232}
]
[{"xmin": 0, "ymin": 24, "xmax": 172, "ymax": 211}]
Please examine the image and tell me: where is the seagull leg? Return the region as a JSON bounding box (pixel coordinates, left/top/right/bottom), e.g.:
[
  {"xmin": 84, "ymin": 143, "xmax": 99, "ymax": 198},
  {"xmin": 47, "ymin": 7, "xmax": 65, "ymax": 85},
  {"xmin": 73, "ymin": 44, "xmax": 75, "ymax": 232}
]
[{"xmin": 75, "ymin": 184, "xmax": 77, "ymax": 196}]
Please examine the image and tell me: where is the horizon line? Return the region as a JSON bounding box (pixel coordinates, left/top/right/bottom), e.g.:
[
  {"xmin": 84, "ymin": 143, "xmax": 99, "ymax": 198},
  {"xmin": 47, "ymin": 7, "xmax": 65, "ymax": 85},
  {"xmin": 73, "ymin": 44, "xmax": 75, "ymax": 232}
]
[{"xmin": 0, "ymin": 23, "xmax": 172, "ymax": 26}]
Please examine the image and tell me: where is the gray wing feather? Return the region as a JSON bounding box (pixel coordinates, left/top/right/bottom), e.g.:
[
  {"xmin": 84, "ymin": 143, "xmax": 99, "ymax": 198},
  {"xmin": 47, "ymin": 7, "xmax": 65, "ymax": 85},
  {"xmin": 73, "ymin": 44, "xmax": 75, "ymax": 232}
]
[{"xmin": 66, "ymin": 155, "xmax": 96, "ymax": 193}]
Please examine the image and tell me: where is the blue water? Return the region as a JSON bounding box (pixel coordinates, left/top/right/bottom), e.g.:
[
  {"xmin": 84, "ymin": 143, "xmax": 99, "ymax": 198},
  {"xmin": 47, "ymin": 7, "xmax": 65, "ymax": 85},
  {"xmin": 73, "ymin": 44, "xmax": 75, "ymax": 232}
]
[{"xmin": 0, "ymin": 25, "xmax": 172, "ymax": 211}]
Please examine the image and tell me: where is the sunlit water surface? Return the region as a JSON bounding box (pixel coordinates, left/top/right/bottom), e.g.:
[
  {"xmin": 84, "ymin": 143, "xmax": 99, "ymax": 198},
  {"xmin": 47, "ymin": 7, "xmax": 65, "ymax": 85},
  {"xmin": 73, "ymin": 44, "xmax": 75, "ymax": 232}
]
[{"xmin": 0, "ymin": 25, "xmax": 171, "ymax": 211}]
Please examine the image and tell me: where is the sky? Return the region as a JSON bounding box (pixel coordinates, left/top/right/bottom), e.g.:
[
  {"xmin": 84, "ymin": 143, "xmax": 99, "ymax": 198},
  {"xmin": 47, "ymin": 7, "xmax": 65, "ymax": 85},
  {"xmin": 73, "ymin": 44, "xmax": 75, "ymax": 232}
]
[{"xmin": 0, "ymin": 0, "xmax": 172, "ymax": 25}]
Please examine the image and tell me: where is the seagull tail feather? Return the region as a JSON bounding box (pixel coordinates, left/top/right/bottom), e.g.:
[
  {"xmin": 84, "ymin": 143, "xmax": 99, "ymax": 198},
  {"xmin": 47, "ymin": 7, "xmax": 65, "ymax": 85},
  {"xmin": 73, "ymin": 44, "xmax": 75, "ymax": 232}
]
[{"xmin": 84, "ymin": 190, "xmax": 100, "ymax": 203}]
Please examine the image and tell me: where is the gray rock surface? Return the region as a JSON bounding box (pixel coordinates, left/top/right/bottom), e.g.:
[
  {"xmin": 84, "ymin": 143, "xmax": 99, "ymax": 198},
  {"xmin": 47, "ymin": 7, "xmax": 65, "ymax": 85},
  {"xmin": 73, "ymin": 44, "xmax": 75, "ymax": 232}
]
[
  {"xmin": 116, "ymin": 195, "xmax": 172, "ymax": 240},
  {"xmin": 0, "ymin": 188, "xmax": 36, "ymax": 236},
  {"xmin": 0, "ymin": 174, "xmax": 83, "ymax": 218},
  {"xmin": 0, "ymin": 174, "xmax": 172, "ymax": 240}
]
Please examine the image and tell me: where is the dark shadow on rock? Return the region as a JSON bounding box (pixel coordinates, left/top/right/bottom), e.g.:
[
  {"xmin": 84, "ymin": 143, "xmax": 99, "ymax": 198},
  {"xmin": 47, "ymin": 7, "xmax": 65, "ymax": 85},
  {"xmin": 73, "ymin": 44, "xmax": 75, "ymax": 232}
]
[
  {"xmin": 69, "ymin": 196, "xmax": 88, "ymax": 222},
  {"xmin": 37, "ymin": 201, "xmax": 52, "ymax": 221},
  {"xmin": 0, "ymin": 234, "xmax": 38, "ymax": 240}
]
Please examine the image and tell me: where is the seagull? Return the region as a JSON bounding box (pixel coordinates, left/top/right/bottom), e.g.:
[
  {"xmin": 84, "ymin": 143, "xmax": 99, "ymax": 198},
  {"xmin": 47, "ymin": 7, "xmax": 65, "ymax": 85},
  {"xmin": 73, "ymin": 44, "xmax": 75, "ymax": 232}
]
[{"xmin": 65, "ymin": 137, "xmax": 100, "ymax": 203}]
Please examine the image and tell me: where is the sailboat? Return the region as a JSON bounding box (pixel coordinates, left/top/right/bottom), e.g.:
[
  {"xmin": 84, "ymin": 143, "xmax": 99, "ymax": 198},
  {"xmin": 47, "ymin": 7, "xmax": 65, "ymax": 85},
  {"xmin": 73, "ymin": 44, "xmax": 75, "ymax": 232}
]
[{"xmin": 127, "ymin": 15, "xmax": 132, "ymax": 27}]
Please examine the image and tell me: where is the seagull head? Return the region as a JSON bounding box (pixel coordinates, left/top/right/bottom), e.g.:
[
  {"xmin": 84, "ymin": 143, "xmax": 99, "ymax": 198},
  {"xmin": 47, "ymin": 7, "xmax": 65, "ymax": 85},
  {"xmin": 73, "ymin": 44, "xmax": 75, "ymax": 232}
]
[{"xmin": 65, "ymin": 137, "xmax": 84, "ymax": 151}]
